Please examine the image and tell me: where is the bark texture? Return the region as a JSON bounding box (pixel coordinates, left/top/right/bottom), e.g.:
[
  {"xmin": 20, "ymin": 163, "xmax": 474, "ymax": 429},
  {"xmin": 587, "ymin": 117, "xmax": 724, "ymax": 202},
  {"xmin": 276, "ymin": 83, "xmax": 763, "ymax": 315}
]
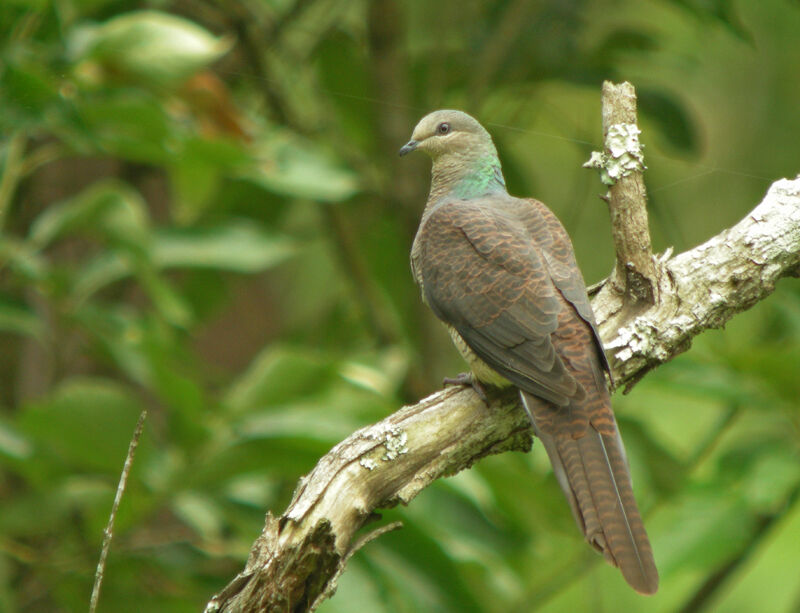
[
  {"xmin": 205, "ymin": 387, "xmax": 531, "ymax": 612},
  {"xmin": 595, "ymin": 176, "xmax": 800, "ymax": 390},
  {"xmin": 584, "ymin": 81, "xmax": 658, "ymax": 326},
  {"xmin": 601, "ymin": 81, "xmax": 658, "ymax": 308}
]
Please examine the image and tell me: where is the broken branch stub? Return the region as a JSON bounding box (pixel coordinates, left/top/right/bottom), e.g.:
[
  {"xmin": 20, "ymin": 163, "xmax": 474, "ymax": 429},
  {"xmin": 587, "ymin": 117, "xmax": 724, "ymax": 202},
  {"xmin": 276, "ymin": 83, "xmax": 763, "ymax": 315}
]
[{"xmin": 585, "ymin": 80, "xmax": 658, "ymax": 316}]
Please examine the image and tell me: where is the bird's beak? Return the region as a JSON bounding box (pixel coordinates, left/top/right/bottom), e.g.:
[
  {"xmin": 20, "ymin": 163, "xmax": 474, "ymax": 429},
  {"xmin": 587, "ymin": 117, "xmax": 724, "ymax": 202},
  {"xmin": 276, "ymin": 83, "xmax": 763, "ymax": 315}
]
[{"xmin": 398, "ymin": 140, "xmax": 418, "ymax": 157}]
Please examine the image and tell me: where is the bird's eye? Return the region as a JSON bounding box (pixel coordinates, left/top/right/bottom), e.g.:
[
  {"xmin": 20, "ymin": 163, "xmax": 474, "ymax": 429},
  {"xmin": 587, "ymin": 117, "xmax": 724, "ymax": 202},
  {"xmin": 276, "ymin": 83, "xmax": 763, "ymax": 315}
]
[{"xmin": 437, "ymin": 122, "xmax": 450, "ymax": 135}]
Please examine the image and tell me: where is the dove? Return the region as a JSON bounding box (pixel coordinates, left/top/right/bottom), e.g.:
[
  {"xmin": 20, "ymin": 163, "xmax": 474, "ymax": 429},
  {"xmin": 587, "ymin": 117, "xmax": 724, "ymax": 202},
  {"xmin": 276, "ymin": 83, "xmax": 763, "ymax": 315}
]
[{"xmin": 401, "ymin": 109, "xmax": 658, "ymax": 594}]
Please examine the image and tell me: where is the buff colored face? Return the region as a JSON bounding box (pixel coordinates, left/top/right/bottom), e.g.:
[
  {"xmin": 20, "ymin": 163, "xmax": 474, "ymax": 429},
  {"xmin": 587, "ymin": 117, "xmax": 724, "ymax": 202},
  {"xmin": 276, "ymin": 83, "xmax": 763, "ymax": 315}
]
[{"xmin": 398, "ymin": 110, "xmax": 489, "ymax": 158}]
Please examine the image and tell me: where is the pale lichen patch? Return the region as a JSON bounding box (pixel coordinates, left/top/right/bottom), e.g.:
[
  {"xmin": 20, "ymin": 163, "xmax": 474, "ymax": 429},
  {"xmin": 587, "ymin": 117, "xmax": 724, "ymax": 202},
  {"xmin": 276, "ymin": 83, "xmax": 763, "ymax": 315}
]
[
  {"xmin": 364, "ymin": 423, "xmax": 409, "ymax": 462},
  {"xmin": 583, "ymin": 123, "xmax": 646, "ymax": 185},
  {"xmin": 359, "ymin": 458, "xmax": 378, "ymax": 471},
  {"xmin": 382, "ymin": 429, "xmax": 408, "ymax": 461}
]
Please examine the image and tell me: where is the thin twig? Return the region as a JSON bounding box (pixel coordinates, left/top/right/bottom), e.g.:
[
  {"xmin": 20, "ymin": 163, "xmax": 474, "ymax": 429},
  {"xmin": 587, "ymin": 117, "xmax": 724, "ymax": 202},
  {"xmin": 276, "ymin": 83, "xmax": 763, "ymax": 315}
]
[
  {"xmin": 265, "ymin": 0, "xmax": 317, "ymax": 40},
  {"xmin": 89, "ymin": 409, "xmax": 148, "ymax": 613},
  {"xmin": 309, "ymin": 521, "xmax": 404, "ymax": 611}
]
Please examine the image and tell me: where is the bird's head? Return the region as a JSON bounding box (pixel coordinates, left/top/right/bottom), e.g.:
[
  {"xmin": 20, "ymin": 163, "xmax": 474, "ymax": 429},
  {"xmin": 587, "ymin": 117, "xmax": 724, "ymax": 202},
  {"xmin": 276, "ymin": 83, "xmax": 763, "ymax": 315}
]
[{"xmin": 398, "ymin": 110, "xmax": 496, "ymax": 160}]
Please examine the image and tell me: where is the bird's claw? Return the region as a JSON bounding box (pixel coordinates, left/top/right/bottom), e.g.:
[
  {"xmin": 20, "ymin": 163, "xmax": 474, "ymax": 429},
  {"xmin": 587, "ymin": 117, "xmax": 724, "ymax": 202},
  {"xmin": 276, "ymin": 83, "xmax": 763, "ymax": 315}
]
[{"xmin": 443, "ymin": 372, "xmax": 488, "ymax": 403}]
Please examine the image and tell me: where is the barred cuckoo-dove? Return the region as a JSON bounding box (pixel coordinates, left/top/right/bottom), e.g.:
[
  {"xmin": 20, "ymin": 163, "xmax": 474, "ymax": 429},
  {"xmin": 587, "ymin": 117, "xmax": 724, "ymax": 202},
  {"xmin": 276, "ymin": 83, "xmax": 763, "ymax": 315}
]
[{"xmin": 399, "ymin": 110, "xmax": 658, "ymax": 594}]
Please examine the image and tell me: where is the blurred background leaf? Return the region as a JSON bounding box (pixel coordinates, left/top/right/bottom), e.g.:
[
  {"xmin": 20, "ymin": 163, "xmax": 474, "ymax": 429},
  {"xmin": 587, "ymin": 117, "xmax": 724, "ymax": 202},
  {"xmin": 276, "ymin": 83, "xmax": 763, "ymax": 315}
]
[{"xmin": 1, "ymin": 0, "xmax": 799, "ymax": 612}]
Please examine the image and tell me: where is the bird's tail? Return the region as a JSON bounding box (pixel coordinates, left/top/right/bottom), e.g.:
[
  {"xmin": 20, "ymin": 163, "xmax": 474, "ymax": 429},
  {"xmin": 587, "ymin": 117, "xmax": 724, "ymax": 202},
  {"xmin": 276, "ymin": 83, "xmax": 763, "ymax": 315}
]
[{"xmin": 521, "ymin": 391, "xmax": 659, "ymax": 595}]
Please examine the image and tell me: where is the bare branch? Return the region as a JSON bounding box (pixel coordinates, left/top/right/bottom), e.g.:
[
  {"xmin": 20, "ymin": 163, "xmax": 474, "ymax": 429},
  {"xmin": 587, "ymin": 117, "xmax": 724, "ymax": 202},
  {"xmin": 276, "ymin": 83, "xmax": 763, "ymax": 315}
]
[
  {"xmin": 205, "ymin": 387, "xmax": 531, "ymax": 612},
  {"xmin": 90, "ymin": 409, "xmax": 148, "ymax": 613},
  {"xmin": 585, "ymin": 81, "xmax": 658, "ymax": 315}
]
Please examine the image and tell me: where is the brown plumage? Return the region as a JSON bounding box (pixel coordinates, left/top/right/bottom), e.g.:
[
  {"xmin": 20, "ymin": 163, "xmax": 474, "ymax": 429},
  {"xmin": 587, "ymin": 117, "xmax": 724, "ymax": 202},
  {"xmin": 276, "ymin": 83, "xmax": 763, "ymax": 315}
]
[{"xmin": 401, "ymin": 110, "xmax": 658, "ymax": 594}]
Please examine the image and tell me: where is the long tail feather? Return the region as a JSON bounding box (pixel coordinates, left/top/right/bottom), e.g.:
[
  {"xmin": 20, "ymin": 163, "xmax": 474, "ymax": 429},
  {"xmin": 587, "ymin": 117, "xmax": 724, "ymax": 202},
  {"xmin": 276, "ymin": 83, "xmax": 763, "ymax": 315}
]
[{"xmin": 522, "ymin": 392, "xmax": 659, "ymax": 594}]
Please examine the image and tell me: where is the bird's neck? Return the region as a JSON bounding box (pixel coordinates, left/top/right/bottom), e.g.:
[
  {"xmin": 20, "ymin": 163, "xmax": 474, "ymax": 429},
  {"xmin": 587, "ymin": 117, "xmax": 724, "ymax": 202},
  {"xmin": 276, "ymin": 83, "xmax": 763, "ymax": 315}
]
[{"xmin": 427, "ymin": 152, "xmax": 506, "ymax": 208}]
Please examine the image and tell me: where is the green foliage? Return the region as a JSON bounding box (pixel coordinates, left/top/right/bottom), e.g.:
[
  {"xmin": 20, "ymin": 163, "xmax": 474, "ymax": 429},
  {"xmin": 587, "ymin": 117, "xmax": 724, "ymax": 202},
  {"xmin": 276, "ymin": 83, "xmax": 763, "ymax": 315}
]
[
  {"xmin": 71, "ymin": 11, "xmax": 233, "ymax": 90},
  {"xmin": 1, "ymin": 0, "xmax": 799, "ymax": 611}
]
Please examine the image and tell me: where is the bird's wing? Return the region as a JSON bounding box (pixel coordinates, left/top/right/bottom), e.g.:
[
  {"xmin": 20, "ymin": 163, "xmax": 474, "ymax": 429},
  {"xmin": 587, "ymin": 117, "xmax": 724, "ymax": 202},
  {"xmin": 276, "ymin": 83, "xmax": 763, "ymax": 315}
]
[
  {"xmin": 416, "ymin": 197, "xmax": 581, "ymax": 406},
  {"xmin": 522, "ymin": 198, "xmax": 610, "ymax": 377}
]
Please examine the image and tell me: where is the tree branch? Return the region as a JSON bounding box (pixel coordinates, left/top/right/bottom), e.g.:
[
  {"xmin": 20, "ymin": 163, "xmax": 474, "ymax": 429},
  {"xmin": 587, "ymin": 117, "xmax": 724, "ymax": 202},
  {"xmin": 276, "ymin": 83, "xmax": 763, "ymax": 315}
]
[
  {"xmin": 205, "ymin": 173, "xmax": 800, "ymax": 611},
  {"xmin": 602, "ymin": 81, "xmax": 658, "ymax": 305},
  {"xmin": 584, "ymin": 81, "xmax": 658, "ymax": 319},
  {"xmin": 597, "ymin": 175, "xmax": 800, "ymax": 390},
  {"xmin": 205, "ymin": 386, "xmax": 531, "ymax": 612}
]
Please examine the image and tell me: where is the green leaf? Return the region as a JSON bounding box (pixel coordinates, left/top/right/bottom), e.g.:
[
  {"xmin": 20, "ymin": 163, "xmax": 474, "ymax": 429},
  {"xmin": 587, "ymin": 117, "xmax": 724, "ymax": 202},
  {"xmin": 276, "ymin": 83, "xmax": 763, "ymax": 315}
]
[
  {"xmin": 223, "ymin": 346, "xmax": 339, "ymax": 412},
  {"xmin": 0, "ymin": 0, "xmax": 48, "ymax": 8},
  {"xmin": 71, "ymin": 304, "xmax": 153, "ymax": 387},
  {"xmin": 0, "ymin": 61, "xmax": 61, "ymax": 131},
  {"xmin": 0, "ymin": 298, "xmax": 43, "ymax": 338},
  {"xmin": 72, "ymin": 11, "xmax": 232, "ymax": 90},
  {"xmin": 29, "ymin": 180, "xmax": 149, "ymax": 249},
  {"xmin": 739, "ymin": 450, "xmax": 800, "ymax": 513},
  {"xmin": 0, "ymin": 237, "xmax": 49, "ymax": 280},
  {"xmin": 70, "ymin": 252, "xmax": 129, "ymax": 302},
  {"xmin": 136, "ymin": 266, "xmax": 193, "ymax": 328},
  {"xmin": 338, "ymin": 348, "xmax": 409, "ymax": 398},
  {"xmin": 0, "ymin": 490, "xmax": 74, "ymax": 538},
  {"xmin": 153, "ymin": 222, "xmax": 295, "ymax": 273},
  {"xmin": 0, "ymin": 419, "xmax": 32, "ymax": 460},
  {"xmin": 236, "ymin": 405, "xmax": 363, "ymax": 443},
  {"xmin": 172, "ymin": 491, "xmax": 224, "ymax": 541},
  {"xmin": 169, "ymin": 136, "xmax": 251, "ymax": 223},
  {"xmin": 69, "ymin": 93, "xmax": 174, "ymax": 163},
  {"xmin": 669, "ymin": 0, "xmax": 753, "ymax": 41},
  {"xmin": 72, "ymin": 221, "xmax": 294, "ymax": 300},
  {"xmin": 315, "ymin": 31, "xmax": 376, "ymax": 154},
  {"xmin": 654, "ymin": 490, "xmax": 754, "ymax": 575},
  {"xmin": 246, "ymin": 129, "xmax": 359, "ymax": 203},
  {"xmin": 17, "ymin": 377, "xmax": 145, "ymax": 473},
  {"xmin": 358, "ymin": 527, "xmax": 486, "ymax": 613},
  {"xmin": 224, "ymin": 473, "xmax": 279, "ymax": 508},
  {"xmin": 593, "ymin": 28, "xmax": 658, "ymax": 58},
  {"xmin": 317, "ymin": 559, "xmax": 387, "ymax": 613},
  {"xmin": 710, "ymin": 498, "xmax": 800, "ymax": 612}
]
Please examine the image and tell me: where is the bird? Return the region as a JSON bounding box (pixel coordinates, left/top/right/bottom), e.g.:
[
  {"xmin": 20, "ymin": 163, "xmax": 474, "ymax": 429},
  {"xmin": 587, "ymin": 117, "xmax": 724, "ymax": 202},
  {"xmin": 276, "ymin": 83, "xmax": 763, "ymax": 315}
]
[{"xmin": 399, "ymin": 109, "xmax": 658, "ymax": 594}]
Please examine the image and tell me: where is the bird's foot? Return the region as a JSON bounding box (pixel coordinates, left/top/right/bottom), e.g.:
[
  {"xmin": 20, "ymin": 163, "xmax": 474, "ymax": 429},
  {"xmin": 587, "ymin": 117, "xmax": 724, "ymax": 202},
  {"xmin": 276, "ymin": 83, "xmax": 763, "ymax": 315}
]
[{"xmin": 443, "ymin": 372, "xmax": 488, "ymax": 403}]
